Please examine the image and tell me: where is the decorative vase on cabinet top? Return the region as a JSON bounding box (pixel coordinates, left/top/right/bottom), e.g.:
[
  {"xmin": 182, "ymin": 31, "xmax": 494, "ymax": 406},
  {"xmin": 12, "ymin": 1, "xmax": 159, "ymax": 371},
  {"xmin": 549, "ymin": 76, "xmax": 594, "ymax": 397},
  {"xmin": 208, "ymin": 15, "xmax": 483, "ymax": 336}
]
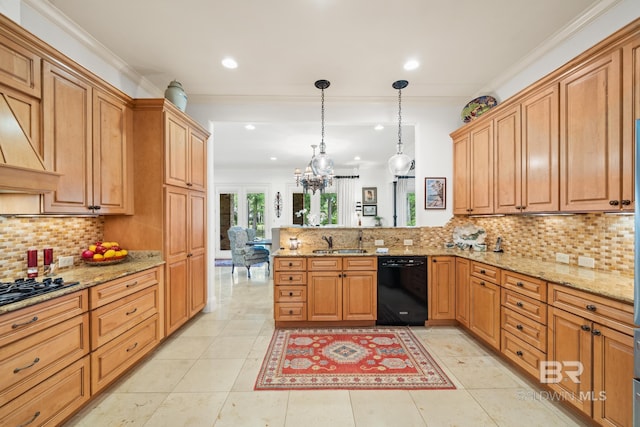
[{"xmin": 164, "ymin": 80, "xmax": 188, "ymax": 112}]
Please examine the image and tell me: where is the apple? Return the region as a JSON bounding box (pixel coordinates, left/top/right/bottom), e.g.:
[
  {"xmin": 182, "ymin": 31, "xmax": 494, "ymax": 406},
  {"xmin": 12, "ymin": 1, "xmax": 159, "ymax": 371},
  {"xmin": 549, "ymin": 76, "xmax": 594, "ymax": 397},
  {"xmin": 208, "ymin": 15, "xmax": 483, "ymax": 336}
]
[
  {"xmin": 81, "ymin": 249, "xmax": 94, "ymax": 259},
  {"xmin": 94, "ymin": 245, "xmax": 106, "ymax": 255}
]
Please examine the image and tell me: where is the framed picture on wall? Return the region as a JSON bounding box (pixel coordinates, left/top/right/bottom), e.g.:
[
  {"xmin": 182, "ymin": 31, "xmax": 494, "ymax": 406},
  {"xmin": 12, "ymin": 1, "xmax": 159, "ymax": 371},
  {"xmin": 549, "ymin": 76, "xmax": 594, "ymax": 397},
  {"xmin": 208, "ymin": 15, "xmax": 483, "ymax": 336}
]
[
  {"xmin": 363, "ymin": 205, "xmax": 377, "ymax": 216},
  {"xmin": 362, "ymin": 187, "xmax": 377, "ymax": 204},
  {"xmin": 425, "ymin": 177, "xmax": 446, "ymax": 209}
]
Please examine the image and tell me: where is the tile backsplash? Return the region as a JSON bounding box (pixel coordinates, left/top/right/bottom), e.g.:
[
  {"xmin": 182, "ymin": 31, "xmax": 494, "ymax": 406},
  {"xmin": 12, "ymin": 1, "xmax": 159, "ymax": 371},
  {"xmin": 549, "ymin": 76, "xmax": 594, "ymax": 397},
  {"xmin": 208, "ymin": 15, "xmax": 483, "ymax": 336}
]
[
  {"xmin": 0, "ymin": 212, "xmax": 633, "ymax": 280},
  {"xmin": 0, "ymin": 216, "xmax": 104, "ymax": 279}
]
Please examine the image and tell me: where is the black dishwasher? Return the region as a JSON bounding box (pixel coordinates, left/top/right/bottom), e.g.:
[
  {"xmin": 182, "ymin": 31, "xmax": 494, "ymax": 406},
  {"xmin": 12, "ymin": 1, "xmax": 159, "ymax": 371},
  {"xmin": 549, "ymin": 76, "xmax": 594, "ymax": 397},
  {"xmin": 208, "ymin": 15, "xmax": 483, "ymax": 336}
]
[{"xmin": 377, "ymin": 256, "xmax": 428, "ymax": 326}]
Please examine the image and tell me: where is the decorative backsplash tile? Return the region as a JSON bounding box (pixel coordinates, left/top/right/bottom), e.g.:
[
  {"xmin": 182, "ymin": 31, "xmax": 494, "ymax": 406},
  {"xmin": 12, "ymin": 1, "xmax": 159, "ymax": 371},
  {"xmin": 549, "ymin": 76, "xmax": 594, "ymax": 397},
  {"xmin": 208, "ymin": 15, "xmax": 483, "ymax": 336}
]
[{"xmin": 0, "ymin": 216, "xmax": 104, "ymax": 279}]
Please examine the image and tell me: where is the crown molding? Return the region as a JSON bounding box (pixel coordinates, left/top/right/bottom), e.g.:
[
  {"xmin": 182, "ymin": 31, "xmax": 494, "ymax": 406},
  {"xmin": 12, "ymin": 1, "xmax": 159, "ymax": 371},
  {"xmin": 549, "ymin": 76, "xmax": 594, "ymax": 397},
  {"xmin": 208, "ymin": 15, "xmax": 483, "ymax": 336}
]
[{"xmin": 23, "ymin": 0, "xmax": 162, "ymax": 97}]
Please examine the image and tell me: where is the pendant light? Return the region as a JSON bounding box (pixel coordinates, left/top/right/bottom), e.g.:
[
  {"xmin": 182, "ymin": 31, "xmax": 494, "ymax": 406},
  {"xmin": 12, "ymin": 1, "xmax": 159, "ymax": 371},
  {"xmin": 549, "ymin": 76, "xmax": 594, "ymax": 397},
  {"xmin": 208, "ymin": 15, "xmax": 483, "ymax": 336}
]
[
  {"xmin": 388, "ymin": 80, "xmax": 413, "ymax": 175},
  {"xmin": 310, "ymin": 79, "xmax": 334, "ymax": 177}
]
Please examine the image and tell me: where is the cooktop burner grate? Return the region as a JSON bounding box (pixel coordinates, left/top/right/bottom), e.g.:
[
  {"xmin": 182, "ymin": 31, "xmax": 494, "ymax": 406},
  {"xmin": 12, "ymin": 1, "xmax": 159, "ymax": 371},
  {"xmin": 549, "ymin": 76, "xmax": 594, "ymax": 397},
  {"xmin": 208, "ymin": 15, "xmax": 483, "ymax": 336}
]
[{"xmin": 0, "ymin": 277, "xmax": 79, "ymax": 306}]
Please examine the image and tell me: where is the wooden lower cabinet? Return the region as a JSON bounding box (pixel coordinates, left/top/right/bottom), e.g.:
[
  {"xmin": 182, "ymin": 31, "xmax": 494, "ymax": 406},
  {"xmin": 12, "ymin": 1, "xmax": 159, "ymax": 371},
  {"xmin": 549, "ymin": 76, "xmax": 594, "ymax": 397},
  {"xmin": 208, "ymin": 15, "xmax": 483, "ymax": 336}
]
[
  {"xmin": 308, "ymin": 271, "xmax": 342, "ymax": 321},
  {"xmin": 455, "ymin": 257, "xmax": 470, "ymax": 326},
  {"xmin": 342, "ymin": 270, "xmax": 377, "ymax": 321},
  {"xmin": 468, "ymin": 275, "xmax": 501, "ymax": 350},
  {"xmin": 273, "ymin": 257, "xmax": 307, "ymax": 324},
  {"xmin": 428, "ymin": 256, "xmax": 456, "ymax": 321}
]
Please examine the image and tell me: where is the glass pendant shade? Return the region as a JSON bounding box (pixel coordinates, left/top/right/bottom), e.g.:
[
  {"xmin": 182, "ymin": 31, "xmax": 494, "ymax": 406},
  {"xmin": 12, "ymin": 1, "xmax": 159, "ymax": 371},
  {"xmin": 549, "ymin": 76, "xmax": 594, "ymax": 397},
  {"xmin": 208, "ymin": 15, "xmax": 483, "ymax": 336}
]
[
  {"xmin": 388, "ymin": 152, "xmax": 412, "ymax": 175},
  {"xmin": 311, "ymin": 152, "xmax": 334, "ymax": 176}
]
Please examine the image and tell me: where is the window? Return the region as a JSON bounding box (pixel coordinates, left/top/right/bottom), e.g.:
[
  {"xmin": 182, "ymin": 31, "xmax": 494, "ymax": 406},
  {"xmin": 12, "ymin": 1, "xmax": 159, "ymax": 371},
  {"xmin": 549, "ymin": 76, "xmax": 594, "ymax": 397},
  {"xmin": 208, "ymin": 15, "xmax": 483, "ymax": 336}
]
[
  {"xmin": 406, "ymin": 192, "xmax": 416, "ymax": 226},
  {"xmin": 320, "ymin": 193, "xmax": 337, "ymax": 225},
  {"xmin": 246, "ymin": 192, "xmax": 265, "ymax": 238}
]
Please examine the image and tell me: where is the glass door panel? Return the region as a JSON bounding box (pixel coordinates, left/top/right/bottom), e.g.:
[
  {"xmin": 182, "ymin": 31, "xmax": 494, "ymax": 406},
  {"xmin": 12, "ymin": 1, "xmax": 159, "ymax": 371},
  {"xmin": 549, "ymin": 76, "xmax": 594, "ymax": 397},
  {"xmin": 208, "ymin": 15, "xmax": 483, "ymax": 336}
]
[
  {"xmin": 246, "ymin": 192, "xmax": 265, "ymax": 239},
  {"xmin": 219, "ymin": 192, "xmax": 237, "ymax": 250}
]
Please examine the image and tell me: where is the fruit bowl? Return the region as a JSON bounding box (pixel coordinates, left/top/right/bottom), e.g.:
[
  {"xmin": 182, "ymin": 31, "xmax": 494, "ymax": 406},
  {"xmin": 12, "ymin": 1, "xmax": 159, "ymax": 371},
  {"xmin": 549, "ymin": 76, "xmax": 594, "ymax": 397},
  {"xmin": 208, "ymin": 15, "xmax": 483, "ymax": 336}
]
[{"xmin": 83, "ymin": 255, "xmax": 129, "ymax": 266}]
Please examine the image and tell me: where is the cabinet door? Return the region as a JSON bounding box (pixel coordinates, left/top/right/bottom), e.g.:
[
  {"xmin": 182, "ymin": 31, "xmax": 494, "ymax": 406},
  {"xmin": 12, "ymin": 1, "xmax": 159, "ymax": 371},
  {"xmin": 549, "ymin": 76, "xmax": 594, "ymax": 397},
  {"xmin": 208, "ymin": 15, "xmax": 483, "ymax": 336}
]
[
  {"xmin": 308, "ymin": 271, "xmax": 341, "ymax": 321},
  {"xmin": 455, "ymin": 257, "xmax": 470, "ymax": 327},
  {"xmin": 3, "ymin": 86, "xmax": 41, "ymax": 157},
  {"xmin": 522, "ymin": 84, "xmax": 559, "ymax": 213},
  {"xmin": 189, "ymin": 191, "xmax": 207, "ymax": 315},
  {"xmin": 560, "ymin": 49, "xmax": 622, "ymax": 211},
  {"xmin": 42, "ymin": 61, "xmax": 93, "ymax": 213},
  {"xmin": 92, "ymin": 88, "xmax": 130, "ymax": 214},
  {"xmin": 165, "ymin": 187, "xmax": 189, "ymax": 335},
  {"xmin": 342, "ymin": 271, "xmax": 376, "ymax": 321},
  {"xmin": 429, "ymin": 256, "xmax": 456, "ymax": 320},
  {"xmin": 469, "ymin": 276, "xmax": 500, "ymax": 349},
  {"xmin": 165, "ymin": 112, "xmax": 189, "ymax": 187},
  {"xmin": 592, "ymin": 324, "xmax": 633, "ymax": 427},
  {"xmin": 189, "ymin": 129, "xmax": 207, "ymax": 191},
  {"xmin": 165, "ymin": 258, "xmax": 189, "ymax": 335},
  {"xmin": 189, "ymin": 251, "xmax": 207, "ymax": 316},
  {"xmin": 452, "ymin": 133, "xmax": 470, "ymax": 214},
  {"xmin": 494, "ymin": 105, "xmax": 522, "ymax": 214},
  {"xmin": 621, "ymin": 34, "xmax": 640, "ymax": 211},
  {"xmin": 547, "ymin": 306, "xmax": 593, "ymax": 415},
  {"xmin": 470, "ymin": 121, "xmax": 494, "ymax": 214},
  {"xmin": 165, "ymin": 187, "xmax": 189, "ymax": 260}
]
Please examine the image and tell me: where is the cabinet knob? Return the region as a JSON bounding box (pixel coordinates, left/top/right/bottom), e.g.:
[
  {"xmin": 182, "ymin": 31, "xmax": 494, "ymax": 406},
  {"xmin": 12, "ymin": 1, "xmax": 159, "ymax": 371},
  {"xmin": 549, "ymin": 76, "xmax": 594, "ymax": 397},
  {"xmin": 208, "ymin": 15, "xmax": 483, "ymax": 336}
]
[
  {"xmin": 186, "ymin": 182, "xmax": 193, "ymax": 187},
  {"xmin": 480, "ymin": 281, "xmax": 485, "ymax": 286},
  {"xmin": 516, "ymin": 351, "xmax": 523, "ymax": 357},
  {"xmin": 288, "ymin": 292, "xmax": 293, "ymax": 296},
  {"xmin": 621, "ymin": 199, "xmax": 631, "ymax": 206},
  {"xmin": 288, "ymin": 310, "xmax": 293, "ymax": 315},
  {"xmin": 516, "ymin": 324, "xmax": 524, "ymax": 330},
  {"xmin": 288, "ymin": 276, "xmax": 293, "ymax": 281},
  {"xmin": 516, "ymin": 302, "xmax": 524, "ymax": 307},
  {"xmin": 592, "ymin": 329, "xmax": 601, "ymax": 336},
  {"xmin": 586, "ymin": 304, "xmax": 596, "ymax": 312},
  {"xmin": 581, "ymin": 325, "xmax": 591, "ymax": 331},
  {"xmin": 608, "ymin": 200, "xmax": 620, "ymax": 206},
  {"xmin": 288, "ymin": 262, "xmax": 293, "ymax": 267},
  {"xmin": 480, "ymin": 269, "xmax": 486, "ymax": 274},
  {"xmin": 516, "ymin": 282, "xmax": 524, "ymax": 287}
]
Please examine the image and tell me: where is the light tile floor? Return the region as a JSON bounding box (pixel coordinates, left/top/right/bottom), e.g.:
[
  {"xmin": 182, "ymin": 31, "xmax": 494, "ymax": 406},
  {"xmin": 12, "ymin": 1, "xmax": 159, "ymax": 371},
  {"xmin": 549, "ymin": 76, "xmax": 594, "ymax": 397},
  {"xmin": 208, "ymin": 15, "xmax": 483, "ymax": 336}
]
[{"xmin": 66, "ymin": 265, "xmax": 588, "ymax": 426}]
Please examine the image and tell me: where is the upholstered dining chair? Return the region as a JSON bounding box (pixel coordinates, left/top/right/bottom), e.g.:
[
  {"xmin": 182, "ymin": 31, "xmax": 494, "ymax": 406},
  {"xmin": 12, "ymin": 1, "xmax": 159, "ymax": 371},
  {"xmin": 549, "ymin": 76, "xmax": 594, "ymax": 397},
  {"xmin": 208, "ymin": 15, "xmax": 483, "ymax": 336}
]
[{"xmin": 227, "ymin": 226, "xmax": 270, "ymax": 278}]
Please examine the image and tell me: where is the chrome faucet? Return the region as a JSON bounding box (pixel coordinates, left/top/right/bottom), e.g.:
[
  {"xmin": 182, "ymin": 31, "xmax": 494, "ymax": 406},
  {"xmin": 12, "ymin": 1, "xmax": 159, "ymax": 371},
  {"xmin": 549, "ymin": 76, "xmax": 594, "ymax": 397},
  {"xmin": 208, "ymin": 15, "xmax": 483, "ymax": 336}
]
[{"xmin": 322, "ymin": 235, "xmax": 333, "ymax": 249}]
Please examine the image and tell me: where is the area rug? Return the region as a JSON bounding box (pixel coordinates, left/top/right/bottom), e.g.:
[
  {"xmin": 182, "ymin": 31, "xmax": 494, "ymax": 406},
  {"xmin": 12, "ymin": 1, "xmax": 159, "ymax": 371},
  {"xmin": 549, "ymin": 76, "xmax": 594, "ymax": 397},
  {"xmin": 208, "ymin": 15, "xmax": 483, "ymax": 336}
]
[{"xmin": 254, "ymin": 327, "xmax": 455, "ymax": 390}]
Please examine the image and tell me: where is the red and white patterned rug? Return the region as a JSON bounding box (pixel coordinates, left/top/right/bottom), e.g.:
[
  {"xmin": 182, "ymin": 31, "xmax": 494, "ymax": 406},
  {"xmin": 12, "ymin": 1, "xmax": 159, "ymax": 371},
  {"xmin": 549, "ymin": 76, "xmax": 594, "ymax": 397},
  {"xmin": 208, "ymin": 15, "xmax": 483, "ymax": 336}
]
[{"xmin": 254, "ymin": 327, "xmax": 456, "ymax": 390}]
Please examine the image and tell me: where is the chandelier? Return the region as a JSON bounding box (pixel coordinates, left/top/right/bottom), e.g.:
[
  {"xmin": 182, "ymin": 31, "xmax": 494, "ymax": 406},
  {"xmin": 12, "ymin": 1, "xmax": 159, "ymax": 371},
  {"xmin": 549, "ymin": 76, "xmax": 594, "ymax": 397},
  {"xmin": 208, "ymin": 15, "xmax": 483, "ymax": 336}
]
[
  {"xmin": 294, "ymin": 79, "xmax": 334, "ymax": 194},
  {"xmin": 388, "ymin": 80, "xmax": 413, "ymax": 175},
  {"xmin": 294, "ymin": 144, "xmax": 334, "ymax": 194}
]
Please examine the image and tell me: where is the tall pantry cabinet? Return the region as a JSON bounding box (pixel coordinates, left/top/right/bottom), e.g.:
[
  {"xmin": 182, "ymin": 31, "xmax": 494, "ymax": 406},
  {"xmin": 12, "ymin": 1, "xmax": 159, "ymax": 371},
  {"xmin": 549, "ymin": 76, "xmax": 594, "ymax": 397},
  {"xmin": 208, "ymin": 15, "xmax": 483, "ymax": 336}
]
[{"xmin": 104, "ymin": 99, "xmax": 210, "ymax": 336}]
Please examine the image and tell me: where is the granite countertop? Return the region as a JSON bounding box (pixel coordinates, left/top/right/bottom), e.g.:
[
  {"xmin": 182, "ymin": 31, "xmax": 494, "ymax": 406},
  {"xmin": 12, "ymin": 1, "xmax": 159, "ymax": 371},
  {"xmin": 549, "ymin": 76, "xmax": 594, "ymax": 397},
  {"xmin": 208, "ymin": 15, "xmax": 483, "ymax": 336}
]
[
  {"xmin": 0, "ymin": 251, "xmax": 165, "ymax": 315},
  {"xmin": 275, "ymin": 247, "xmax": 634, "ymax": 304}
]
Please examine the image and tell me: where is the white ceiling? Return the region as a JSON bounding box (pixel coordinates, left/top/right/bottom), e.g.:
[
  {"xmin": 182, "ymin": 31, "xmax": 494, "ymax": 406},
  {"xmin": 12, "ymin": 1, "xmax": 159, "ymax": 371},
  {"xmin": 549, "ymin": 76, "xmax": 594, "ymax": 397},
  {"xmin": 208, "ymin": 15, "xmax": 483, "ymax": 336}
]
[{"xmin": 43, "ymin": 0, "xmax": 603, "ymax": 172}]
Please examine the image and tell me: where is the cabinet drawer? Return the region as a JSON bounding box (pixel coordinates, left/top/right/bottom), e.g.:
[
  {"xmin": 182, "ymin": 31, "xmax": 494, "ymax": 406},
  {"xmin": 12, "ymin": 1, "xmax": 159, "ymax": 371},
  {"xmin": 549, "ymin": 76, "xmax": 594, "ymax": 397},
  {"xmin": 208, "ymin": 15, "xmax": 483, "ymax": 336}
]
[
  {"xmin": 501, "ymin": 271, "xmax": 547, "ymax": 302},
  {"xmin": 90, "ymin": 267, "xmax": 161, "ymax": 309},
  {"xmin": 0, "ymin": 356, "xmax": 90, "ymax": 427},
  {"xmin": 274, "ymin": 286, "xmax": 306, "ymax": 302},
  {"xmin": 471, "ymin": 261, "xmax": 500, "ymax": 283},
  {"xmin": 501, "ymin": 331, "xmax": 546, "ymax": 379},
  {"xmin": 274, "ymin": 303, "xmax": 307, "ymax": 321},
  {"xmin": 343, "ymin": 257, "xmax": 377, "ymax": 271},
  {"xmin": 0, "ymin": 290, "xmax": 88, "ymax": 348},
  {"xmin": 0, "ymin": 312, "xmax": 89, "ymax": 407},
  {"xmin": 308, "ymin": 257, "xmax": 342, "ymax": 271},
  {"xmin": 548, "ymin": 283, "xmax": 633, "ymax": 331},
  {"xmin": 502, "ymin": 289, "xmax": 547, "ymax": 325},
  {"xmin": 274, "ymin": 271, "xmax": 306, "ymax": 285},
  {"xmin": 91, "ymin": 313, "xmax": 160, "ymax": 394},
  {"xmin": 90, "ymin": 285, "xmax": 160, "ymax": 350},
  {"xmin": 274, "ymin": 257, "xmax": 306, "ymax": 271},
  {"xmin": 501, "ymin": 307, "xmax": 547, "ymax": 352}
]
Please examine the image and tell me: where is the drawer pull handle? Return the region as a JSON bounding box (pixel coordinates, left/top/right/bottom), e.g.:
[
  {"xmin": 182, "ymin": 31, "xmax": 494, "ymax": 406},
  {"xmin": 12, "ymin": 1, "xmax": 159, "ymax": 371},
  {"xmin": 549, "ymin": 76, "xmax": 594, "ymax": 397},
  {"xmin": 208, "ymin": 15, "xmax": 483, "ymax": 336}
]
[
  {"xmin": 126, "ymin": 342, "xmax": 138, "ymax": 352},
  {"xmin": 516, "ymin": 282, "xmax": 524, "ymax": 287},
  {"xmin": 288, "ymin": 276, "xmax": 293, "ymax": 281},
  {"xmin": 12, "ymin": 316, "xmax": 38, "ymax": 329},
  {"xmin": 592, "ymin": 329, "xmax": 601, "ymax": 336},
  {"xmin": 480, "ymin": 269, "xmax": 486, "ymax": 274},
  {"xmin": 126, "ymin": 307, "xmax": 138, "ymax": 316},
  {"xmin": 516, "ymin": 351, "xmax": 523, "ymax": 357},
  {"xmin": 516, "ymin": 302, "xmax": 523, "ymax": 307},
  {"xmin": 126, "ymin": 281, "xmax": 139, "ymax": 288},
  {"xmin": 621, "ymin": 199, "xmax": 631, "ymax": 206},
  {"xmin": 289, "ymin": 310, "xmax": 293, "ymax": 315},
  {"xmin": 586, "ymin": 304, "xmax": 596, "ymax": 312},
  {"xmin": 17, "ymin": 411, "xmax": 40, "ymax": 427},
  {"xmin": 14, "ymin": 357, "xmax": 40, "ymax": 373},
  {"xmin": 289, "ymin": 292, "xmax": 294, "ymax": 296},
  {"xmin": 288, "ymin": 262, "xmax": 293, "ymax": 267},
  {"xmin": 581, "ymin": 325, "xmax": 591, "ymax": 331},
  {"xmin": 516, "ymin": 324, "xmax": 523, "ymax": 330},
  {"xmin": 480, "ymin": 281, "xmax": 485, "ymax": 286},
  {"xmin": 609, "ymin": 200, "xmax": 620, "ymax": 206}
]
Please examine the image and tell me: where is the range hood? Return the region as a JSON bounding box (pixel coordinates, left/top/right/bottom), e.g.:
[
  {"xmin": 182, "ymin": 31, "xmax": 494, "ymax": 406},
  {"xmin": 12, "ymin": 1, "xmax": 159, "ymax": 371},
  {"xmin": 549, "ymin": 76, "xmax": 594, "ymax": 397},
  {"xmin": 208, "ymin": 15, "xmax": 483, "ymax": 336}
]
[{"xmin": 0, "ymin": 93, "xmax": 60, "ymax": 193}]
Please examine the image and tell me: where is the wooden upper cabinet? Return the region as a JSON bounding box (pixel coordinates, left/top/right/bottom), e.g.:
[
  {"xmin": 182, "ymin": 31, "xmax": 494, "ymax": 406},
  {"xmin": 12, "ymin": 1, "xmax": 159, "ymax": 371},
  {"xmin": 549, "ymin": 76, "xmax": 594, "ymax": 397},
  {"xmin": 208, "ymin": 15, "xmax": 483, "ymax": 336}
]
[
  {"xmin": 494, "ymin": 86, "xmax": 560, "ymax": 214},
  {"xmin": 0, "ymin": 32, "xmax": 41, "ymax": 98},
  {"xmin": 2, "ymin": 85, "xmax": 41, "ymax": 158},
  {"xmin": 560, "ymin": 49, "xmax": 622, "ymax": 212},
  {"xmin": 621, "ymin": 33, "xmax": 640, "ymax": 212},
  {"xmin": 165, "ymin": 111, "xmax": 207, "ymax": 190},
  {"xmin": 452, "ymin": 132, "xmax": 470, "ymax": 214},
  {"xmin": 469, "ymin": 121, "xmax": 494, "ymax": 214},
  {"xmin": 42, "ymin": 61, "xmax": 93, "ymax": 213}
]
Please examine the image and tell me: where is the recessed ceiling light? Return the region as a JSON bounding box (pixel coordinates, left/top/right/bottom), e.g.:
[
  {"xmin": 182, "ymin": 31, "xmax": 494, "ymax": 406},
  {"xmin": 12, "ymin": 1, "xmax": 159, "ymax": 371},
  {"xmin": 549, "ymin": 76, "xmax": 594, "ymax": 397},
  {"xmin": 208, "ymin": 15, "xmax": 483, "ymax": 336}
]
[
  {"xmin": 245, "ymin": 124, "xmax": 255, "ymax": 130},
  {"xmin": 222, "ymin": 57, "xmax": 238, "ymax": 69},
  {"xmin": 374, "ymin": 124, "xmax": 384, "ymax": 131},
  {"xmin": 354, "ymin": 156, "xmax": 361, "ymax": 161},
  {"xmin": 403, "ymin": 60, "xmax": 419, "ymax": 71},
  {"xmin": 270, "ymin": 157, "xmax": 277, "ymax": 161}
]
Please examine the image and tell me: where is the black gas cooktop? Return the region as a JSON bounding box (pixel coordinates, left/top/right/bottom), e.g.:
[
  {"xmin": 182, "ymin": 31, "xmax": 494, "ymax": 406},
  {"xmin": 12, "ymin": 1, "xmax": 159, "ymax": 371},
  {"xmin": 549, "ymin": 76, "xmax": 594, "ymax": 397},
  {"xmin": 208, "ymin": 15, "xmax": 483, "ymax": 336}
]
[{"xmin": 0, "ymin": 277, "xmax": 79, "ymax": 307}]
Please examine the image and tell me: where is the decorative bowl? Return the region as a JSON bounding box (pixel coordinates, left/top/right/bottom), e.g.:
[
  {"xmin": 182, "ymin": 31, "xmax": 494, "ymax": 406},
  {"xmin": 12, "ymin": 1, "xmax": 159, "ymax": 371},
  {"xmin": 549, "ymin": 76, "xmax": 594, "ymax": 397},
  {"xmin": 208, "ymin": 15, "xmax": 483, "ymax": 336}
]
[{"xmin": 83, "ymin": 255, "xmax": 128, "ymax": 266}]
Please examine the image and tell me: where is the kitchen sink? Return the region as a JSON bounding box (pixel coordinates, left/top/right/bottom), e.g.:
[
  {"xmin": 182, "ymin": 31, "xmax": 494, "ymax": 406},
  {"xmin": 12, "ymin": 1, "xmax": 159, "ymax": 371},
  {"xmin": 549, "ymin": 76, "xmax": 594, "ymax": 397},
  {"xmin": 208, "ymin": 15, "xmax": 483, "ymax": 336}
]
[{"xmin": 311, "ymin": 248, "xmax": 367, "ymax": 254}]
